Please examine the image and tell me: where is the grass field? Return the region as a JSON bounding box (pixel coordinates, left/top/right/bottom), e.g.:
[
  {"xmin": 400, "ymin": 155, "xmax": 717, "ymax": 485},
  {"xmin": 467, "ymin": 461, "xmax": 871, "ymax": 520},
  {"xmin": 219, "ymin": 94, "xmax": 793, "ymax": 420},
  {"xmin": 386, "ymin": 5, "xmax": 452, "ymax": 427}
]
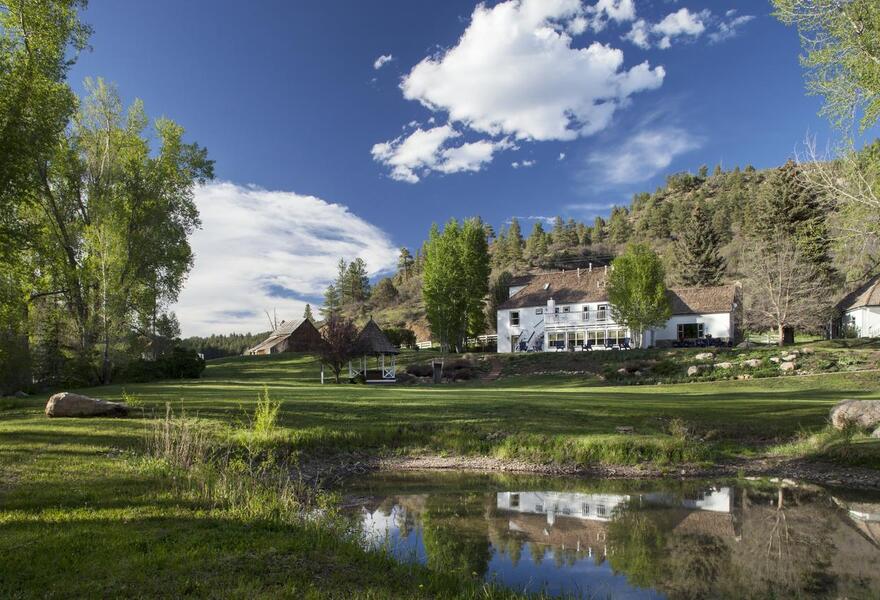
[{"xmin": 1, "ymin": 347, "xmax": 879, "ymax": 597}]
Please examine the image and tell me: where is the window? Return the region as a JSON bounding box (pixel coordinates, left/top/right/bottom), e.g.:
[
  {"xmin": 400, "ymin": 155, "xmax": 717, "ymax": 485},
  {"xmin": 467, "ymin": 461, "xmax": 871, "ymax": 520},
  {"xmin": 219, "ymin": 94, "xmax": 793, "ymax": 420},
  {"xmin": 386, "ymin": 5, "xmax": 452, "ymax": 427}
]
[
  {"xmin": 562, "ymin": 506, "xmax": 571, "ymax": 515},
  {"xmin": 535, "ymin": 308, "xmax": 543, "ymax": 315},
  {"xmin": 562, "ymin": 306, "xmax": 571, "ymax": 313},
  {"xmin": 677, "ymin": 322, "xmax": 704, "ymax": 340},
  {"xmin": 597, "ymin": 504, "xmax": 607, "ymax": 517},
  {"xmin": 535, "ymin": 504, "xmax": 544, "ymax": 513},
  {"xmin": 608, "ymin": 329, "xmax": 628, "ymax": 344},
  {"xmin": 510, "ymin": 311, "xmax": 520, "ymax": 326},
  {"xmin": 588, "ymin": 330, "xmax": 606, "ymax": 344},
  {"xmin": 574, "ymin": 331, "xmax": 585, "ymax": 347},
  {"xmin": 547, "ymin": 332, "xmax": 565, "ymax": 349},
  {"xmin": 582, "ymin": 503, "xmax": 590, "ymax": 516},
  {"xmin": 597, "ymin": 305, "xmax": 608, "ymax": 321},
  {"xmin": 510, "ymin": 493, "xmax": 520, "ymax": 508}
]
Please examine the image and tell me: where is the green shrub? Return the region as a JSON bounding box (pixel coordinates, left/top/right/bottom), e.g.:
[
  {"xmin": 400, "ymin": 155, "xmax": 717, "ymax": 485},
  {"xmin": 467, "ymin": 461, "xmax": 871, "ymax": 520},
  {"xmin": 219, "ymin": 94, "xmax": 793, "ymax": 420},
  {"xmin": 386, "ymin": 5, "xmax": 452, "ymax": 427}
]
[{"xmin": 251, "ymin": 386, "xmax": 281, "ymax": 439}]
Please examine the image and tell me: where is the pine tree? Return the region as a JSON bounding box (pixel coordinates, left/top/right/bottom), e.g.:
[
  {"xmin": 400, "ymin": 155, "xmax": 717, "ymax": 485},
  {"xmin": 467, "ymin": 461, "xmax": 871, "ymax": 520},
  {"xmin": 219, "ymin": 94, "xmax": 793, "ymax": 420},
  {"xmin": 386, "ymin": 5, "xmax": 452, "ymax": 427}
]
[
  {"xmin": 525, "ymin": 222, "xmax": 549, "ymax": 259},
  {"xmin": 752, "ymin": 160, "xmax": 833, "ymax": 282},
  {"xmin": 397, "ymin": 247, "xmax": 414, "ymax": 281},
  {"xmin": 592, "ymin": 216, "xmax": 607, "ymax": 243},
  {"xmin": 320, "ymin": 283, "xmax": 340, "ymax": 318},
  {"xmin": 303, "ymin": 303, "xmax": 314, "ymax": 321},
  {"xmin": 608, "ymin": 206, "xmax": 632, "ymax": 244},
  {"xmin": 674, "ymin": 203, "xmax": 726, "ymax": 286},
  {"xmin": 506, "ymin": 218, "xmax": 524, "ymax": 266}
]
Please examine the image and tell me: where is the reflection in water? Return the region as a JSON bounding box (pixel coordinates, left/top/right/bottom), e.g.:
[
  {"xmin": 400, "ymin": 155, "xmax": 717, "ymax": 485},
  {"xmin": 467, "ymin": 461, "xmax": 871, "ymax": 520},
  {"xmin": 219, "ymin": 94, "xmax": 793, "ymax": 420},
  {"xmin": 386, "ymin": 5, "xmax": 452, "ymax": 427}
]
[{"xmin": 346, "ymin": 474, "xmax": 880, "ymax": 599}]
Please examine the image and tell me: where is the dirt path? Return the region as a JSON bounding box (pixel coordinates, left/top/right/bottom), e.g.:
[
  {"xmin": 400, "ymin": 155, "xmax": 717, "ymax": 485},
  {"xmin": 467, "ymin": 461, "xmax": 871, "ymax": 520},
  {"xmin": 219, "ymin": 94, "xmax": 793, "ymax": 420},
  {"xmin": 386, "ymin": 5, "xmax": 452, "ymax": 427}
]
[{"xmin": 297, "ymin": 452, "xmax": 880, "ymax": 491}]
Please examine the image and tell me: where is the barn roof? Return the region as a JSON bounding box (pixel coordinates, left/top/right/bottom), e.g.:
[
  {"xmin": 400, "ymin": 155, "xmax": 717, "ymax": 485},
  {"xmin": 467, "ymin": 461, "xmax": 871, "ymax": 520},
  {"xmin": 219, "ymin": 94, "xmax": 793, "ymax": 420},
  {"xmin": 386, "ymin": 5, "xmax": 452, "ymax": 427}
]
[
  {"xmin": 247, "ymin": 319, "xmax": 308, "ymax": 354},
  {"xmin": 498, "ymin": 271, "xmax": 738, "ymax": 315},
  {"xmin": 837, "ymin": 274, "xmax": 880, "ymax": 311},
  {"xmin": 354, "ymin": 319, "xmax": 399, "ymax": 355}
]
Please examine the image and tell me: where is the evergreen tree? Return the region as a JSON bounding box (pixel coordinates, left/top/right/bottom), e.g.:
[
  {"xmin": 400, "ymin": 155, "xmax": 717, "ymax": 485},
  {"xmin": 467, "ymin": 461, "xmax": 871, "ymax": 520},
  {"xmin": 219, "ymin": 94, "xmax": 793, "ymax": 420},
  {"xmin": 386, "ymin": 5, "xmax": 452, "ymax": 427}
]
[
  {"xmin": 397, "ymin": 247, "xmax": 414, "ymax": 281},
  {"xmin": 608, "ymin": 207, "xmax": 632, "ymax": 244},
  {"xmin": 525, "ymin": 222, "xmax": 549, "ymax": 259},
  {"xmin": 752, "ymin": 160, "xmax": 833, "ymax": 282},
  {"xmin": 674, "ymin": 203, "xmax": 726, "ymax": 286},
  {"xmin": 320, "ymin": 283, "xmax": 340, "ymax": 318},
  {"xmin": 303, "ymin": 303, "xmax": 314, "ymax": 321},
  {"xmin": 506, "ymin": 218, "xmax": 524, "ymax": 266},
  {"xmin": 593, "ymin": 216, "xmax": 607, "ymax": 243}
]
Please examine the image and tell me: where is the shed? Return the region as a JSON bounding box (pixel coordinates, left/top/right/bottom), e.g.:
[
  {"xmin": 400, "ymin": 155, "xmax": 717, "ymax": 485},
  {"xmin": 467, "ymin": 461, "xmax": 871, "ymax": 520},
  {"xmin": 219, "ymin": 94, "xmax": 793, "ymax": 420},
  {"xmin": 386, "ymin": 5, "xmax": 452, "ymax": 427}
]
[
  {"xmin": 246, "ymin": 318, "xmax": 323, "ymax": 355},
  {"xmin": 348, "ymin": 318, "xmax": 399, "ymax": 383}
]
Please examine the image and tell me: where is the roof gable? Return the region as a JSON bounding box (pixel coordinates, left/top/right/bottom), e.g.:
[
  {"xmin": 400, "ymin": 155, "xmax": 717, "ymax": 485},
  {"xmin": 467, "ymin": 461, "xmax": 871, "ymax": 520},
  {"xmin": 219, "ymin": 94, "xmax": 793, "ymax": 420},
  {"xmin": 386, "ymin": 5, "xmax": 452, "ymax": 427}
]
[
  {"xmin": 838, "ymin": 274, "xmax": 880, "ymax": 311},
  {"xmin": 354, "ymin": 319, "xmax": 399, "ymax": 354}
]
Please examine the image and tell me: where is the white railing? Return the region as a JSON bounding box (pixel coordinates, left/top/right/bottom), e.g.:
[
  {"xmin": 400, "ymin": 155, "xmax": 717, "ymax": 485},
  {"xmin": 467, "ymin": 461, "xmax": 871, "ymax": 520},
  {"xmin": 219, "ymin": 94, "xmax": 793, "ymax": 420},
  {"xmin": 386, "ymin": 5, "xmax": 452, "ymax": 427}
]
[{"xmin": 544, "ymin": 311, "xmax": 613, "ymax": 327}]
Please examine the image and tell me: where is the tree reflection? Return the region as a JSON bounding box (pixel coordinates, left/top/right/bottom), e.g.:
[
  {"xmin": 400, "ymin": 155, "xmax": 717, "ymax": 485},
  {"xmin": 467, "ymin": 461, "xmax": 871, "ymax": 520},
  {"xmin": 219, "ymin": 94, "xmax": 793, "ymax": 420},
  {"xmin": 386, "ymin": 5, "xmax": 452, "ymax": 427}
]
[{"xmin": 420, "ymin": 493, "xmax": 492, "ymax": 578}]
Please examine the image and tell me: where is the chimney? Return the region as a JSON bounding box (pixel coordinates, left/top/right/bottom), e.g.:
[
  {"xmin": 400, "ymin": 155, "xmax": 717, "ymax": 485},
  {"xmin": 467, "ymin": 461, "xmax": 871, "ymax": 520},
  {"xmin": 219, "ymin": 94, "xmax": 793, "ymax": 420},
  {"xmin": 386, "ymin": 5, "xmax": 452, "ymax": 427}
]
[
  {"xmin": 577, "ymin": 267, "xmax": 581, "ymax": 279},
  {"xmin": 588, "ymin": 263, "xmax": 592, "ymax": 272}
]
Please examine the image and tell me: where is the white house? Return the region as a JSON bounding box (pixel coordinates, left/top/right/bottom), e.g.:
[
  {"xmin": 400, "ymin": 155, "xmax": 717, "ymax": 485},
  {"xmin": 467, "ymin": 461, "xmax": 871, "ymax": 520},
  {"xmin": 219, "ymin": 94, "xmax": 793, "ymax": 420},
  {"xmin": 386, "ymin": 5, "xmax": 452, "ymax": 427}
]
[
  {"xmin": 496, "ymin": 268, "xmax": 741, "ymax": 352},
  {"xmin": 836, "ymin": 274, "xmax": 880, "ymax": 338}
]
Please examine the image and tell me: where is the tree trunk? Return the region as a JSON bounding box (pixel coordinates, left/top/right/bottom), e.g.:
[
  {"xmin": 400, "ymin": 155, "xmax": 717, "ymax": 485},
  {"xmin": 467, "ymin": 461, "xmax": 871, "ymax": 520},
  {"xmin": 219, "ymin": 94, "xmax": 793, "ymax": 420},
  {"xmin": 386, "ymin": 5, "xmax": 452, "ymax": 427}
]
[{"xmin": 778, "ymin": 323, "xmax": 785, "ymax": 347}]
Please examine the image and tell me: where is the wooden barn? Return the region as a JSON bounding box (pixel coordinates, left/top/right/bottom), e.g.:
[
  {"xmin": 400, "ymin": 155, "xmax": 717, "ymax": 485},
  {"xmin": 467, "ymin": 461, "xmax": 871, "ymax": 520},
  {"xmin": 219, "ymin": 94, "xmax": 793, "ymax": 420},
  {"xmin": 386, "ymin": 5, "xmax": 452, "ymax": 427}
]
[{"xmin": 246, "ymin": 319, "xmax": 323, "ymax": 355}]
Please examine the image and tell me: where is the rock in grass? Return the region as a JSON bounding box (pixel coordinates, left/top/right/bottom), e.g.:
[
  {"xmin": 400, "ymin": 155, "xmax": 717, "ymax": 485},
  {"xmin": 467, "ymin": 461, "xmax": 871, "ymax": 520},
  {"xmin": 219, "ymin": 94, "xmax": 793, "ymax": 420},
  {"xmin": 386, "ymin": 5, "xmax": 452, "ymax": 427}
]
[
  {"xmin": 830, "ymin": 400, "xmax": 880, "ymax": 431},
  {"xmin": 782, "ymin": 354, "xmax": 797, "ymax": 362},
  {"xmin": 742, "ymin": 359, "xmax": 762, "ymax": 368},
  {"xmin": 13, "ymin": 391, "xmax": 28, "ymax": 398},
  {"xmin": 694, "ymin": 352, "xmax": 714, "ymax": 361},
  {"xmin": 769, "ymin": 357, "xmax": 781, "ymax": 364},
  {"xmin": 687, "ymin": 365, "xmax": 704, "ymax": 377},
  {"xmin": 779, "ymin": 361, "xmax": 797, "ymax": 372},
  {"xmin": 716, "ymin": 362, "xmax": 733, "ymax": 370},
  {"xmin": 45, "ymin": 392, "xmax": 128, "ymax": 418}
]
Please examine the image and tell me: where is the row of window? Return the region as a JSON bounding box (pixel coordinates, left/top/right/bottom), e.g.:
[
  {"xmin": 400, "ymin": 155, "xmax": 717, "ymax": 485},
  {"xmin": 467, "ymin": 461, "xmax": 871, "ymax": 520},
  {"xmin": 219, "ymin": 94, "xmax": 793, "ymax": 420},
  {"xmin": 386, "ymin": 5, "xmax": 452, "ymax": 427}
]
[
  {"xmin": 509, "ymin": 305, "xmax": 609, "ymax": 326},
  {"xmin": 547, "ymin": 329, "xmax": 628, "ymax": 348}
]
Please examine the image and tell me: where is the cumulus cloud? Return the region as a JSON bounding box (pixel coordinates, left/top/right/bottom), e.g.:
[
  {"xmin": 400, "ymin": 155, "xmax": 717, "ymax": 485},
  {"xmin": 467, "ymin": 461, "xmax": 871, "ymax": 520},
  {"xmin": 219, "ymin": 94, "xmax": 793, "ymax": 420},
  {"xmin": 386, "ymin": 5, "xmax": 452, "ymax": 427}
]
[
  {"xmin": 558, "ymin": 152, "xmax": 566, "ymax": 160},
  {"xmin": 373, "ymin": 54, "xmax": 393, "ymax": 70},
  {"xmin": 625, "ymin": 7, "xmax": 753, "ymax": 49},
  {"xmin": 373, "ymin": 0, "xmax": 664, "ymax": 182},
  {"xmin": 172, "ymin": 182, "xmax": 397, "ymax": 336},
  {"xmin": 371, "ymin": 125, "xmax": 512, "ymax": 183},
  {"xmin": 586, "ymin": 127, "xmax": 701, "ymax": 185}
]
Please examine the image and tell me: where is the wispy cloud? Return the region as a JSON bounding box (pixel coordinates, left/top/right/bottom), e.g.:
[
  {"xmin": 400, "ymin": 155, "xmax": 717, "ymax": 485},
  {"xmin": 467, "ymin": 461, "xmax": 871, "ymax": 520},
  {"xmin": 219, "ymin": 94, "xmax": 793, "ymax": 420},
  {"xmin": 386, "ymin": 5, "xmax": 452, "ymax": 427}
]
[
  {"xmin": 172, "ymin": 182, "xmax": 397, "ymax": 336},
  {"xmin": 586, "ymin": 127, "xmax": 702, "ymax": 186}
]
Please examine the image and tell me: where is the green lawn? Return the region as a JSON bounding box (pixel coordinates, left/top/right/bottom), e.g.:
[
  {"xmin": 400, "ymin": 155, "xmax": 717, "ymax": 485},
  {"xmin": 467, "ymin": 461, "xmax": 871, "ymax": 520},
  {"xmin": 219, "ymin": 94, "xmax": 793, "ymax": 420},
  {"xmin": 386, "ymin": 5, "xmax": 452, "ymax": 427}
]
[{"xmin": 1, "ymin": 350, "xmax": 879, "ymax": 598}]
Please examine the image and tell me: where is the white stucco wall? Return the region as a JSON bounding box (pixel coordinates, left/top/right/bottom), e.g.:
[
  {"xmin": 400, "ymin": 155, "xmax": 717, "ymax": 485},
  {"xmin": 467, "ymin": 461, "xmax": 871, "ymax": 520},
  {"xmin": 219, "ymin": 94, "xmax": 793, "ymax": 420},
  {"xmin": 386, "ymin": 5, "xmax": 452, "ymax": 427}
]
[
  {"xmin": 649, "ymin": 312, "xmax": 733, "ymax": 342},
  {"xmin": 845, "ymin": 306, "xmax": 880, "ymax": 337},
  {"xmin": 497, "ymin": 306, "xmax": 546, "ymax": 352}
]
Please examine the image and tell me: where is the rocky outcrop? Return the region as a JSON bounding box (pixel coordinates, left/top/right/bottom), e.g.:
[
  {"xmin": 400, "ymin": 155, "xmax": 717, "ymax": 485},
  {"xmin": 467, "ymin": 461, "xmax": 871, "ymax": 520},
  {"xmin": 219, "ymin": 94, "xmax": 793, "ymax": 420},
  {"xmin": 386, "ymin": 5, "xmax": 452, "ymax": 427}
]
[
  {"xmin": 831, "ymin": 400, "xmax": 880, "ymax": 431},
  {"xmin": 45, "ymin": 392, "xmax": 128, "ymax": 418}
]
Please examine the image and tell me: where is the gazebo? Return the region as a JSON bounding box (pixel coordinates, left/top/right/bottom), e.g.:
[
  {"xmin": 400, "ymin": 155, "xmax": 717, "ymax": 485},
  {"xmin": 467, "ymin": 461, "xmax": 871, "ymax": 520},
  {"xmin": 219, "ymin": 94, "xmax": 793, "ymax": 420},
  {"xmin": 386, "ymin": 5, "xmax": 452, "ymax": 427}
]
[{"xmin": 348, "ymin": 318, "xmax": 400, "ymax": 383}]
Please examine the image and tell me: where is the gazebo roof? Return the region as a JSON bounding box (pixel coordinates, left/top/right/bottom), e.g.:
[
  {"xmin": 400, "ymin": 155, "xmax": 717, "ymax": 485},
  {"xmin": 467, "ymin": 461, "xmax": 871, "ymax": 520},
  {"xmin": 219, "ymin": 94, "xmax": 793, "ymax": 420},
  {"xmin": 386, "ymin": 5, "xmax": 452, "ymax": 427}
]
[{"xmin": 354, "ymin": 319, "xmax": 399, "ymax": 355}]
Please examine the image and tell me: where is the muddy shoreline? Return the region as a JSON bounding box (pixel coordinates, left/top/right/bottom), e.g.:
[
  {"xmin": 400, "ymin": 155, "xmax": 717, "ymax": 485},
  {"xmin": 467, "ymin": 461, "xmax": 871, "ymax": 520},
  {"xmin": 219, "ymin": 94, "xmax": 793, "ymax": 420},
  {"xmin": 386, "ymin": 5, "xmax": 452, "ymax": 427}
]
[{"xmin": 298, "ymin": 453, "xmax": 880, "ymax": 491}]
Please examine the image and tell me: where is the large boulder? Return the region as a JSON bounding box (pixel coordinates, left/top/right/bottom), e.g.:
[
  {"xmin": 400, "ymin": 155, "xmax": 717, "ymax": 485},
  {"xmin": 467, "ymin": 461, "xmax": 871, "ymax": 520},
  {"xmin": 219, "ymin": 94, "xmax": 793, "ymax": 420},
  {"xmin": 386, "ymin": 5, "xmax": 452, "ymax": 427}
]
[
  {"xmin": 694, "ymin": 352, "xmax": 715, "ymax": 361},
  {"xmin": 830, "ymin": 400, "xmax": 880, "ymax": 431},
  {"xmin": 779, "ymin": 361, "xmax": 797, "ymax": 372},
  {"xmin": 687, "ymin": 365, "xmax": 705, "ymax": 377},
  {"xmin": 45, "ymin": 392, "xmax": 128, "ymax": 418},
  {"xmin": 742, "ymin": 359, "xmax": 762, "ymax": 368},
  {"xmin": 715, "ymin": 362, "xmax": 733, "ymax": 370}
]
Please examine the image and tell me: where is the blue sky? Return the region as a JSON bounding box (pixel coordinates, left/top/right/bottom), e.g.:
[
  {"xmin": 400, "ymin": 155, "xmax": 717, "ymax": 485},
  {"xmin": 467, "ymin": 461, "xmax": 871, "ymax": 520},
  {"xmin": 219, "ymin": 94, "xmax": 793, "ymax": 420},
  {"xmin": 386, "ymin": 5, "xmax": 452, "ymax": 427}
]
[{"xmin": 68, "ymin": 1, "xmax": 874, "ymax": 335}]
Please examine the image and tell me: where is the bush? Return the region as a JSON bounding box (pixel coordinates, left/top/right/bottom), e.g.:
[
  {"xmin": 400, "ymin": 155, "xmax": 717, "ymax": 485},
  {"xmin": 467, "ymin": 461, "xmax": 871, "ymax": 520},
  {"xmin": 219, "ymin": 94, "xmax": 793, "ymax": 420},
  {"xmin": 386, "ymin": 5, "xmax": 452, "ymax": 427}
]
[
  {"xmin": 406, "ymin": 363, "xmax": 433, "ymax": 377},
  {"xmin": 384, "ymin": 327, "xmax": 416, "ymax": 349},
  {"xmin": 119, "ymin": 346, "xmax": 206, "ymax": 383}
]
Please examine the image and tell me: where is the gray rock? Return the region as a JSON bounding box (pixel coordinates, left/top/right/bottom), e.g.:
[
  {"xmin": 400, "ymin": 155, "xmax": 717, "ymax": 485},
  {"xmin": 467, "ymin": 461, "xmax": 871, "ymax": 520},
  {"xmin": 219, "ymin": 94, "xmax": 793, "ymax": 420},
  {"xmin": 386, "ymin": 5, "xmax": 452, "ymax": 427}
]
[
  {"xmin": 769, "ymin": 357, "xmax": 781, "ymax": 364},
  {"xmin": 830, "ymin": 400, "xmax": 880, "ymax": 431},
  {"xmin": 716, "ymin": 362, "xmax": 733, "ymax": 370},
  {"xmin": 735, "ymin": 374, "xmax": 753, "ymax": 381},
  {"xmin": 13, "ymin": 391, "xmax": 28, "ymax": 398},
  {"xmin": 782, "ymin": 354, "xmax": 797, "ymax": 362},
  {"xmin": 736, "ymin": 341, "xmax": 753, "ymax": 349},
  {"xmin": 617, "ymin": 368, "xmax": 628, "ymax": 374},
  {"xmin": 45, "ymin": 392, "xmax": 128, "ymax": 418},
  {"xmin": 801, "ymin": 347, "xmax": 815, "ymax": 355},
  {"xmin": 779, "ymin": 361, "xmax": 797, "ymax": 372},
  {"xmin": 742, "ymin": 359, "xmax": 762, "ymax": 368},
  {"xmin": 687, "ymin": 365, "xmax": 703, "ymax": 377},
  {"xmin": 694, "ymin": 352, "xmax": 715, "ymax": 361}
]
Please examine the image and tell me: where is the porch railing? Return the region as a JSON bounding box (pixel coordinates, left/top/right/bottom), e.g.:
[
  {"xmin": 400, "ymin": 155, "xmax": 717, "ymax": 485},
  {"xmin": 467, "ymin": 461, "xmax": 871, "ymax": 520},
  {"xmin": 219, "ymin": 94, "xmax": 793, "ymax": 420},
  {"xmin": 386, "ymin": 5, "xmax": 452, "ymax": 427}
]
[{"xmin": 544, "ymin": 311, "xmax": 616, "ymax": 327}]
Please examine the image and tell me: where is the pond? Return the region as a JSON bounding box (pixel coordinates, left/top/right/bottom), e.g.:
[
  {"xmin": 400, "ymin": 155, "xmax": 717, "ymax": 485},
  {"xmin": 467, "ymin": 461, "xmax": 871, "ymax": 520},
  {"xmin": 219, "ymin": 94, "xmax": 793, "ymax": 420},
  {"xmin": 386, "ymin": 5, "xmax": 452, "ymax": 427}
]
[{"xmin": 343, "ymin": 472, "xmax": 880, "ymax": 599}]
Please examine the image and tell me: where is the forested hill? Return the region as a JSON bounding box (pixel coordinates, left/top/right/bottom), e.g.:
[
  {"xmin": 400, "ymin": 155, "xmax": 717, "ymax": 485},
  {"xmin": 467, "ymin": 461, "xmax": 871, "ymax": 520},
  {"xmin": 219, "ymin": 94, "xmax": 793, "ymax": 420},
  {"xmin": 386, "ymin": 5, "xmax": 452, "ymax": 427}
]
[{"xmin": 196, "ymin": 161, "xmax": 857, "ymax": 346}]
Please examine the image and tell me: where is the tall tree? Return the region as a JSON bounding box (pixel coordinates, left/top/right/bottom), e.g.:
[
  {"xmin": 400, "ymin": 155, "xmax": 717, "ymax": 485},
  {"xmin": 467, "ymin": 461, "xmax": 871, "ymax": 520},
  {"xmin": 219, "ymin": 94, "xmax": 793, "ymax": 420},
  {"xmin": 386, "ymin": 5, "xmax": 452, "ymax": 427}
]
[
  {"xmin": 752, "ymin": 160, "xmax": 833, "ymax": 283},
  {"xmin": 608, "ymin": 206, "xmax": 633, "ymax": 244},
  {"xmin": 607, "ymin": 244, "xmax": 671, "ymax": 348},
  {"xmin": 525, "ymin": 222, "xmax": 549, "ymax": 259},
  {"xmin": 742, "ymin": 235, "xmax": 830, "ymax": 345},
  {"xmin": 506, "ymin": 218, "xmax": 524, "ymax": 267},
  {"xmin": 674, "ymin": 203, "xmax": 726, "ymax": 286},
  {"xmin": 422, "ymin": 218, "xmax": 490, "ymax": 352},
  {"xmin": 487, "ymin": 271, "xmax": 513, "ymax": 332},
  {"xmin": 774, "ymin": 0, "xmax": 880, "ymax": 131},
  {"xmin": 33, "ymin": 79, "xmax": 213, "ymax": 383},
  {"xmin": 396, "ymin": 247, "xmax": 414, "ymax": 281},
  {"xmin": 303, "ymin": 303, "xmax": 314, "ymax": 322}
]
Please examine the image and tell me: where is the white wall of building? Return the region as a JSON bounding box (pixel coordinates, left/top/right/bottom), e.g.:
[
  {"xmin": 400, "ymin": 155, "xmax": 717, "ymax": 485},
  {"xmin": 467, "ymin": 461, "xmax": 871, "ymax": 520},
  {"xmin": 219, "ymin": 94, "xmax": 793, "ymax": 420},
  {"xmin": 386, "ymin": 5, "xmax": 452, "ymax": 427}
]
[
  {"xmin": 845, "ymin": 306, "xmax": 880, "ymax": 338},
  {"xmin": 497, "ymin": 306, "xmax": 545, "ymax": 352},
  {"xmin": 649, "ymin": 312, "xmax": 733, "ymax": 343}
]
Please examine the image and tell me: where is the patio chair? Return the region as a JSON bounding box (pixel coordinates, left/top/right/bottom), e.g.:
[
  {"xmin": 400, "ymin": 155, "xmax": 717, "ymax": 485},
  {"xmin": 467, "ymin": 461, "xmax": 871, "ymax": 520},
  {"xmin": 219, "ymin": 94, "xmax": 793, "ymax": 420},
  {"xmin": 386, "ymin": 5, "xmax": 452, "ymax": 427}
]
[{"xmin": 620, "ymin": 338, "xmax": 632, "ymax": 350}]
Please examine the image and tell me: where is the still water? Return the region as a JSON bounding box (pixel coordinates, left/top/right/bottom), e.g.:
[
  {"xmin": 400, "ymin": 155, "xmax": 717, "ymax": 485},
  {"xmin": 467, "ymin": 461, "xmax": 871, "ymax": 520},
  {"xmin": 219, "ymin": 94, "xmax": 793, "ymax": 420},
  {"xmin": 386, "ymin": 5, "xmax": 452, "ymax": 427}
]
[{"xmin": 343, "ymin": 472, "xmax": 880, "ymax": 599}]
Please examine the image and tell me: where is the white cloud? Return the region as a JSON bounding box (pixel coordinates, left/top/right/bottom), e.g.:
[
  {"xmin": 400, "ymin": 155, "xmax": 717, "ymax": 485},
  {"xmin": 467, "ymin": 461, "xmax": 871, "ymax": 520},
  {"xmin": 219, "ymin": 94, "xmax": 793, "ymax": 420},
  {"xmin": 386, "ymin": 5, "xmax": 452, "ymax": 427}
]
[
  {"xmin": 708, "ymin": 14, "xmax": 755, "ymax": 44},
  {"xmin": 371, "ymin": 125, "xmax": 511, "ymax": 182},
  {"xmin": 625, "ymin": 8, "xmax": 752, "ymax": 49},
  {"xmin": 558, "ymin": 152, "xmax": 566, "ymax": 160},
  {"xmin": 373, "ymin": 54, "xmax": 393, "ymax": 70},
  {"xmin": 511, "ymin": 159, "xmax": 536, "ymax": 168},
  {"xmin": 172, "ymin": 182, "xmax": 397, "ymax": 336},
  {"xmin": 401, "ymin": 0, "xmax": 664, "ymax": 142},
  {"xmin": 587, "ymin": 127, "xmax": 701, "ymax": 185},
  {"xmin": 652, "ymin": 8, "xmax": 709, "ymax": 49},
  {"xmin": 372, "ymin": 0, "xmax": 664, "ymax": 182}
]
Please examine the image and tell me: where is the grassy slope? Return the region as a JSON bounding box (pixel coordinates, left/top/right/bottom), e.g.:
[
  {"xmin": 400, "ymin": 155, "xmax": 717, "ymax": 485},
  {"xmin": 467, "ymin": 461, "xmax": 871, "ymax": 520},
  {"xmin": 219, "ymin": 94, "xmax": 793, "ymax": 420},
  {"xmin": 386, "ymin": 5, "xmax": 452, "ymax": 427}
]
[{"xmin": 2, "ymin": 348, "xmax": 880, "ymax": 598}]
